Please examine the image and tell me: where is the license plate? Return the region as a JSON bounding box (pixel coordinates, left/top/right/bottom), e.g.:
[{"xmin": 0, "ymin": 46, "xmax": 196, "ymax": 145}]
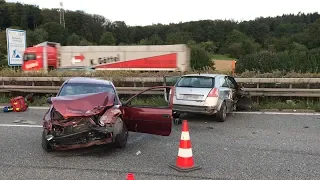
[{"xmin": 183, "ymin": 95, "xmax": 201, "ymax": 99}]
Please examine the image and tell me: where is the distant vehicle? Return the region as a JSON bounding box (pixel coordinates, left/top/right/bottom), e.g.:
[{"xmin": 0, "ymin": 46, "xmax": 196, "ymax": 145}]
[
  {"xmin": 22, "ymin": 41, "xmax": 190, "ymax": 72},
  {"xmin": 163, "ymin": 74, "xmax": 253, "ymax": 122},
  {"xmin": 42, "ymin": 77, "xmax": 174, "ymax": 152}
]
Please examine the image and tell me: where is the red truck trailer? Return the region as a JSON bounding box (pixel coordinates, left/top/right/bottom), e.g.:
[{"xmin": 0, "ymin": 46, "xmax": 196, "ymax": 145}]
[{"xmin": 22, "ymin": 42, "xmax": 191, "ymax": 72}]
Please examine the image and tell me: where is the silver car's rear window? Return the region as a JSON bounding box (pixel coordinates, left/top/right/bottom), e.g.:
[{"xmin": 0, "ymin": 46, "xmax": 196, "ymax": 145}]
[{"xmin": 176, "ymin": 76, "xmax": 215, "ymax": 88}]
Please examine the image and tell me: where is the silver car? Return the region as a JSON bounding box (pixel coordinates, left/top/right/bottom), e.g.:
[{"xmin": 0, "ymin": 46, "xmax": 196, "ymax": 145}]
[{"xmin": 164, "ymin": 74, "xmax": 253, "ymax": 122}]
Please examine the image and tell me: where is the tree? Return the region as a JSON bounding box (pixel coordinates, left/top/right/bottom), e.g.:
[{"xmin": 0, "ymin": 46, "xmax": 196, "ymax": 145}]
[
  {"xmin": 111, "ymin": 21, "xmax": 129, "ymax": 44},
  {"xmin": 100, "ymin": 32, "xmax": 116, "ymax": 45},
  {"xmin": 227, "ymin": 43, "xmax": 244, "ymax": 58},
  {"xmin": 139, "ymin": 34, "xmax": 163, "ymax": 45},
  {"xmin": 288, "ymin": 42, "xmax": 308, "ymax": 52},
  {"xmin": 1, "ymin": 0, "xmax": 320, "ymax": 72},
  {"xmin": 223, "ymin": 30, "xmax": 258, "ymax": 58},
  {"xmin": 79, "ymin": 39, "xmax": 94, "ymax": 46},
  {"xmin": 39, "ymin": 22, "xmax": 68, "ymax": 45},
  {"xmin": 305, "ymin": 19, "xmax": 320, "ymax": 49},
  {"xmin": 27, "ymin": 28, "xmax": 48, "ymax": 46},
  {"xmin": 200, "ymin": 41, "xmax": 217, "ymax": 53},
  {"xmin": 187, "ymin": 40, "xmax": 197, "ymax": 47},
  {"xmin": 189, "ymin": 45, "xmax": 214, "ymax": 71},
  {"xmin": 0, "ymin": 31, "xmax": 7, "ymax": 68},
  {"xmin": 67, "ymin": 33, "xmax": 81, "ymax": 45},
  {"xmin": 0, "ymin": 31, "xmax": 6, "ymax": 54},
  {"xmin": 165, "ymin": 31, "xmax": 192, "ymax": 44}
]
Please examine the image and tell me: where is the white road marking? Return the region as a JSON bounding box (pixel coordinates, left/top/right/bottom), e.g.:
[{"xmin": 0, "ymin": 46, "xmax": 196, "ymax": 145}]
[
  {"xmin": 232, "ymin": 111, "xmax": 320, "ymax": 116},
  {"xmin": 0, "ymin": 106, "xmax": 49, "ymax": 110},
  {"xmin": 0, "ymin": 124, "xmax": 42, "ymax": 128}
]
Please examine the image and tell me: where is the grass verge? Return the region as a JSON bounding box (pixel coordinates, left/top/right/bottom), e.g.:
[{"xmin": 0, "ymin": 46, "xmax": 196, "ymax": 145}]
[
  {"xmin": 1, "ymin": 67, "xmax": 320, "ymax": 78},
  {"xmin": 252, "ymin": 100, "xmax": 320, "ymax": 112},
  {"xmin": 0, "ymin": 94, "xmax": 319, "ymax": 112}
]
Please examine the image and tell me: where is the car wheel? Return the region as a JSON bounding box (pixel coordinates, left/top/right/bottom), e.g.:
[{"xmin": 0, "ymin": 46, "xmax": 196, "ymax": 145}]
[
  {"xmin": 172, "ymin": 111, "xmax": 181, "ymax": 118},
  {"xmin": 173, "ymin": 118, "xmax": 182, "ymax": 124},
  {"xmin": 113, "ymin": 117, "xmax": 128, "ymax": 148},
  {"xmin": 216, "ymin": 102, "xmax": 227, "ymax": 122},
  {"xmin": 41, "ymin": 130, "xmax": 53, "ymax": 152}
]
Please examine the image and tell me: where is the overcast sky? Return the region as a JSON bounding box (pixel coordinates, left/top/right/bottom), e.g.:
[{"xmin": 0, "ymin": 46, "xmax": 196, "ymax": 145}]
[{"xmin": 6, "ymin": 0, "xmax": 320, "ymax": 26}]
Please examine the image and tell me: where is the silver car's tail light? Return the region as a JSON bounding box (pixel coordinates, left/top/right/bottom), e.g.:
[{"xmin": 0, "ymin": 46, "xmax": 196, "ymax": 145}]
[
  {"xmin": 207, "ymin": 88, "xmax": 219, "ymax": 97},
  {"xmin": 205, "ymin": 88, "xmax": 219, "ymax": 106}
]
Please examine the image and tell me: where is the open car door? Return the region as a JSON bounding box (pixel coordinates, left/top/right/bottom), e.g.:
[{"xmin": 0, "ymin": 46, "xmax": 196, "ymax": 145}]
[
  {"xmin": 228, "ymin": 76, "xmax": 253, "ymax": 110},
  {"xmin": 163, "ymin": 75, "xmax": 180, "ymax": 102},
  {"xmin": 121, "ymin": 86, "xmax": 174, "ymax": 136}
]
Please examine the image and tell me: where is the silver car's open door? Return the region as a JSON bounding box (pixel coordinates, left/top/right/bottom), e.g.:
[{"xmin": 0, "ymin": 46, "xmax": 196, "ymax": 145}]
[{"xmin": 163, "ymin": 75, "xmax": 181, "ymax": 102}]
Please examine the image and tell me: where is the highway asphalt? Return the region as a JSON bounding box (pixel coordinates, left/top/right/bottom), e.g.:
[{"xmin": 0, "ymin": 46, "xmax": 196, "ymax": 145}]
[{"xmin": 0, "ymin": 109, "xmax": 320, "ymax": 180}]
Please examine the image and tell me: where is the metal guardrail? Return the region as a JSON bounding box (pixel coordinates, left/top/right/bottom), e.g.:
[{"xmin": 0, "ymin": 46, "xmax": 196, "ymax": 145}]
[
  {"xmin": 1, "ymin": 77, "xmax": 320, "ymax": 97},
  {"xmin": 1, "ymin": 85, "xmax": 320, "ymax": 97}
]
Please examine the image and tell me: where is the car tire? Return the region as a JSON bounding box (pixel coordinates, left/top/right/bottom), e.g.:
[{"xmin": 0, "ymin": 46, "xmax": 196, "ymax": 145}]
[
  {"xmin": 41, "ymin": 130, "xmax": 53, "ymax": 152},
  {"xmin": 173, "ymin": 118, "xmax": 182, "ymax": 124},
  {"xmin": 172, "ymin": 111, "xmax": 181, "ymax": 118},
  {"xmin": 113, "ymin": 117, "xmax": 128, "ymax": 148},
  {"xmin": 216, "ymin": 101, "xmax": 227, "ymax": 122}
]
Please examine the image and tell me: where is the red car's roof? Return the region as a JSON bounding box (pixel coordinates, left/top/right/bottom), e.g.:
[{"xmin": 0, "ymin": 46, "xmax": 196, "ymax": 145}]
[{"xmin": 66, "ymin": 77, "xmax": 112, "ymax": 85}]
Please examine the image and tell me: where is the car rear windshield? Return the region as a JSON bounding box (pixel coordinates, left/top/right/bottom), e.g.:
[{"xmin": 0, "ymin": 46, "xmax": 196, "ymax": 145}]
[
  {"xmin": 58, "ymin": 83, "xmax": 115, "ymax": 96},
  {"xmin": 23, "ymin": 53, "xmax": 36, "ymax": 61},
  {"xmin": 176, "ymin": 76, "xmax": 215, "ymax": 88}
]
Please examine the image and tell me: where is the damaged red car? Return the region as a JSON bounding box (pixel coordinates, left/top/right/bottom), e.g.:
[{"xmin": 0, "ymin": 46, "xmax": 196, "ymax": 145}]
[{"xmin": 42, "ymin": 77, "xmax": 174, "ymax": 152}]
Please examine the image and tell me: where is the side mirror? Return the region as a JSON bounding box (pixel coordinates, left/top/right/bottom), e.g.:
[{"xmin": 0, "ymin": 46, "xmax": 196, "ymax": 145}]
[{"xmin": 47, "ymin": 97, "xmax": 52, "ymax": 104}]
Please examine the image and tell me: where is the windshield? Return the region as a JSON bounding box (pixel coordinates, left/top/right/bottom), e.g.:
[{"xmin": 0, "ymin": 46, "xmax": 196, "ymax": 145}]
[
  {"xmin": 58, "ymin": 83, "xmax": 116, "ymax": 96},
  {"xmin": 176, "ymin": 76, "xmax": 215, "ymax": 88},
  {"xmin": 23, "ymin": 53, "xmax": 36, "ymax": 61}
]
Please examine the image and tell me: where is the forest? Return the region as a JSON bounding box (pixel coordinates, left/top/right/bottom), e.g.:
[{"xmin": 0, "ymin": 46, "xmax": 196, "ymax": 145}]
[{"xmin": 0, "ymin": 0, "xmax": 320, "ymax": 73}]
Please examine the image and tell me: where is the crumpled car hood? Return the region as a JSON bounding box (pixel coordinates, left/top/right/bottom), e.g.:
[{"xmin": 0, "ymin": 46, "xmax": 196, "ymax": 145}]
[{"xmin": 51, "ymin": 92, "xmax": 115, "ymax": 118}]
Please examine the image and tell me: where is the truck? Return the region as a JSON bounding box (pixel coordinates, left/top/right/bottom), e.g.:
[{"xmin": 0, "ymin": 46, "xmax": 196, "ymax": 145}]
[{"xmin": 21, "ymin": 42, "xmax": 191, "ymax": 72}]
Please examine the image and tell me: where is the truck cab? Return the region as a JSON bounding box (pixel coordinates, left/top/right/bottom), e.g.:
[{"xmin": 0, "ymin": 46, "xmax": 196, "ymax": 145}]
[{"xmin": 22, "ymin": 42, "xmax": 60, "ymax": 71}]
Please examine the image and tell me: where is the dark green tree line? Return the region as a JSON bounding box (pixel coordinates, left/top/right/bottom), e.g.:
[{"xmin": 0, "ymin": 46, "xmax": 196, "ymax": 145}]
[{"xmin": 0, "ymin": 0, "xmax": 320, "ymax": 72}]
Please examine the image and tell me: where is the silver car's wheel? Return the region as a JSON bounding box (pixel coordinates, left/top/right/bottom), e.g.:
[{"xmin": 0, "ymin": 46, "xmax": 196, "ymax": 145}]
[{"xmin": 216, "ymin": 102, "xmax": 227, "ymax": 122}]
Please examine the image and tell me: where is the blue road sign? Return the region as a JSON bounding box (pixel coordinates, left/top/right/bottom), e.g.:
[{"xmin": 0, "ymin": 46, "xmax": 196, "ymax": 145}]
[{"xmin": 6, "ymin": 28, "xmax": 26, "ymax": 66}]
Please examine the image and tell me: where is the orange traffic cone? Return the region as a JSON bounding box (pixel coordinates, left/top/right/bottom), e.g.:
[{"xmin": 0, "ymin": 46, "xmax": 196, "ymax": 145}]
[
  {"xmin": 169, "ymin": 120, "xmax": 201, "ymax": 172},
  {"xmin": 126, "ymin": 173, "xmax": 135, "ymax": 180}
]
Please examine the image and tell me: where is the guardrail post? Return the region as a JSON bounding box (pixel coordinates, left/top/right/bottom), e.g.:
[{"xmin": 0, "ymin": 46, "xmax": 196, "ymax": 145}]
[
  {"xmin": 256, "ymin": 83, "xmax": 260, "ymax": 104},
  {"xmin": 289, "ymin": 83, "xmax": 292, "ymax": 100},
  {"xmin": 307, "ymin": 83, "xmax": 310, "ymax": 104}
]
